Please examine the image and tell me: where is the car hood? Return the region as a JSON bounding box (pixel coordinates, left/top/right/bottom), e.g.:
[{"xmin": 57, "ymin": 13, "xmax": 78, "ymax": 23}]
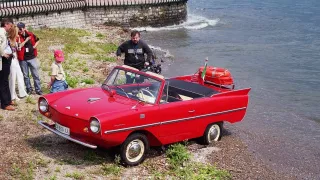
[{"xmin": 51, "ymin": 88, "xmax": 135, "ymax": 120}]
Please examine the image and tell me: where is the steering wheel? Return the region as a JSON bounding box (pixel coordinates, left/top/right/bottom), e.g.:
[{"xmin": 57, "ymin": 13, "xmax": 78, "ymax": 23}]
[{"xmin": 140, "ymin": 88, "xmax": 155, "ymax": 98}]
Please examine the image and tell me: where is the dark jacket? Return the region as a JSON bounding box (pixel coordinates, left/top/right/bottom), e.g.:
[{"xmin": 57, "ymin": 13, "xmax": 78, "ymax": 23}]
[{"xmin": 116, "ymin": 40, "xmax": 152, "ymax": 70}]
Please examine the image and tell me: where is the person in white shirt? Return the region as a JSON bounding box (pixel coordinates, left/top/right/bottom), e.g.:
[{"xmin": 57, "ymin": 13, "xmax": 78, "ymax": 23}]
[
  {"xmin": 0, "ymin": 18, "xmax": 15, "ymax": 111},
  {"xmin": 7, "ymin": 25, "xmax": 28, "ymax": 101}
]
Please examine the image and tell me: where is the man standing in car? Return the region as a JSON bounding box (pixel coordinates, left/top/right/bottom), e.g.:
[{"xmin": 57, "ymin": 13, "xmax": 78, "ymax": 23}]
[
  {"xmin": 17, "ymin": 22, "xmax": 42, "ymax": 95},
  {"xmin": 116, "ymin": 31, "xmax": 153, "ymax": 71}
]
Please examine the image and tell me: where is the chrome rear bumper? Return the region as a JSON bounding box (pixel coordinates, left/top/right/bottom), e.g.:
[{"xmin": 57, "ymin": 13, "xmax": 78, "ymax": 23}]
[{"xmin": 38, "ymin": 121, "xmax": 97, "ymax": 149}]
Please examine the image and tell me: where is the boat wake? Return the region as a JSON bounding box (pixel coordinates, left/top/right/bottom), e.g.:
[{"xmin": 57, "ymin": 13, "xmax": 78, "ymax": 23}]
[{"xmin": 133, "ymin": 14, "xmax": 220, "ymax": 32}]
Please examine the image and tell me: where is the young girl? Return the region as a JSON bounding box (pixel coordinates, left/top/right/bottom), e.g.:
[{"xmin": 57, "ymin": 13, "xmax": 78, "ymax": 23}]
[
  {"xmin": 48, "ymin": 50, "xmax": 68, "ymax": 93},
  {"xmin": 8, "ymin": 25, "xmax": 28, "ymax": 101}
]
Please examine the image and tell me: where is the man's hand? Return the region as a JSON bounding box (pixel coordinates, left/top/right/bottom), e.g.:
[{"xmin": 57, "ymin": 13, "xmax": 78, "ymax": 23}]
[
  {"xmin": 3, "ymin": 54, "xmax": 10, "ymax": 58},
  {"xmin": 47, "ymin": 82, "xmax": 51, "ymax": 89}
]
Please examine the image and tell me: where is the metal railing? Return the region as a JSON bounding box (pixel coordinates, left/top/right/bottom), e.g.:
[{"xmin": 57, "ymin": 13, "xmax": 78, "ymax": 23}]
[
  {"xmin": 86, "ymin": 0, "xmax": 187, "ymax": 7},
  {"xmin": 0, "ymin": 0, "xmax": 86, "ymax": 17},
  {"xmin": 0, "ymin": 0, "xmax": 187, "ymax": 18}
]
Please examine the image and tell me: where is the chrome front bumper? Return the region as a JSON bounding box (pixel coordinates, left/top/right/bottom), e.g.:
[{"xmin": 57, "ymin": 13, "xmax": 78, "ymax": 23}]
[{"xmin": 38, "ymin": 121, "xmax": 97, "ymax": 149}]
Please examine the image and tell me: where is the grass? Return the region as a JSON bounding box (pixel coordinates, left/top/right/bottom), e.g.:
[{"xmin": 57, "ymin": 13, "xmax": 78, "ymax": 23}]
[
  {"xmin": 83, "ymin": 150, "xmax": 103, "ymax": 163},
  {"xmin": 94, "ymin": 54, "xmax": 116, "ymax": 62},
  {"xmin": 101, "ymin": 163, "xmax": 122, "ymax": 176},
  {"xmin": 100, "ymin": 155, "xmax": 122, "ymax": 176},
  {"xmin": 55, "ymin": 167, "xmax": 61, "ymax": 173},
  {"xmin": 42, "ymin": 84, "xmax": 51, "ymax": 94},
  {"xmin": 47, "ymin": 174, "xmax": 57, "ymax": 180},
  {"xmin": 26, "ymin": 96, "xmax": 36, "ymax": 105},
  {"xmin": 0, "ymin": 114, "xmax": 3, "ymax": 121},
  {"xmin": 58, "ymin": 158, "xmax": 83, "ymax": 165},
  {"xmin": 66, "ymin": 73, "xmax": 79, "ymax": 88},
  {"xmin": 35, "ymin": 157, "xmax": 51, "ymax": 168},
  {"xmin": 33, "ymin": 28, "xmax": 118, "ymax": 90},
  {"xmin": 166, "ymin": 143, "xmax": 190, "ymax": 167},
  {"xmin": 83, "ymin": 67, "xmax": 89, "ymax": 72},
  {"xmin": 145, "ymin": 143, "xmax": 231, "ymax": 180},
  {"xmin": 81, "ymin": 78, "xmax": 95, "ymax": 84},
  {"xmin": 96, "ymin": 33, "xmax": 104, "ymax": 39},
  {"xmin": 65, "ymin": 172, "xmax": 85, "ymax": 180},
  {"xmin": 10, "ymin": 162, "xmax": 35, "ymax": 180}
]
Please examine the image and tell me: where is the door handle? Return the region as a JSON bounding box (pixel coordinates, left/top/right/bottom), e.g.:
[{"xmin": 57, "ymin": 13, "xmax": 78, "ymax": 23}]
[{"xmin": 188, "ymin": 110, "xmax": 195, "ymax": 113}]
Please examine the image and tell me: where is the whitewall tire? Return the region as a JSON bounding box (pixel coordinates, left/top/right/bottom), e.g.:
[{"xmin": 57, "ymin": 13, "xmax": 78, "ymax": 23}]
[{"xmin": 120, "ymin": 133, "xmax": 149, "ymax": 166}]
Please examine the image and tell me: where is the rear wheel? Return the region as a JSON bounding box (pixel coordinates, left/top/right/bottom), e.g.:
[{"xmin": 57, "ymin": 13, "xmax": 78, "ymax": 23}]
[
  {"xmin": 201, "ymin": 123, "xmax": 222, "ymax": 145},
  {"xmin": 120, "ymin": 133, "xmax": 149, "ymax": 166}
]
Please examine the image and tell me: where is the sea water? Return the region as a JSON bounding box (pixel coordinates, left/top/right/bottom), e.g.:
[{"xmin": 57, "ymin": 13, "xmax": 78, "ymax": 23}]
[{"xmin": 138, "ymin": 0, "xmax": 320, "ymax": 178}]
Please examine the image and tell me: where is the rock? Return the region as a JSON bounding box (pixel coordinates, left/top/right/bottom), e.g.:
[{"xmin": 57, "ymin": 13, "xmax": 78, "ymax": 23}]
[{"xmin": 191, "ymin": 147, "xmax": 221, "ymax": 164}]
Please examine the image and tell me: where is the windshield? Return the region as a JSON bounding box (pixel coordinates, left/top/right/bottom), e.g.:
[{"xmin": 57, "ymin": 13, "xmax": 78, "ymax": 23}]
[{"xmin": 102, "ymin": 68, "xmax": 162, "ymax": 104}]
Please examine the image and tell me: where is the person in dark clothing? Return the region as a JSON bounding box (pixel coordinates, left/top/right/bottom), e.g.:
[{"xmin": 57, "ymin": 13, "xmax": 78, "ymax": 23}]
[
  {"xmin": 16, "ymin": 22, "xmax": 42, "ymax": 95},
  {"xmin": 116, "ymin": 31, "xmax": 153, "ymax": 70},
  {"xmin": 0, "ymin": 18, "xmax": 15, "ymax": 111}
]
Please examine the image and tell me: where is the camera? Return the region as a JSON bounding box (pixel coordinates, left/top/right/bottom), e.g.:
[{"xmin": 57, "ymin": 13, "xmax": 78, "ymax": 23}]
[{"xmin": 143, "ymin": 62, "xmax": 162, "ymax": 74}]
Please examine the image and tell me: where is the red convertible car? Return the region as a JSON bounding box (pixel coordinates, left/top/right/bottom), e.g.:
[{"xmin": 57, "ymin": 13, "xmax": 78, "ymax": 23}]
[{"xmin": 38, "ymin": 65, "xmax": 250, "ymax": 166}]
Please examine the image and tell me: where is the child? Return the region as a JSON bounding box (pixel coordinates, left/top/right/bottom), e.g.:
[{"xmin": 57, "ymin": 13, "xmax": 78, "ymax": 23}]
[{"xmin": 48, "ymin": 50, "xmax": 68, "ymax": 93}]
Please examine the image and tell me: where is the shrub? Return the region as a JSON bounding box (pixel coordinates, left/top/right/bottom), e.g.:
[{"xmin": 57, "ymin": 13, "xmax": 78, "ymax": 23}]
[
  {"xmin": 66, "ymin": 73, "xmax": 79, "ymax": 88},
  {"xmin": 81, "ymin": 78, "xmax": 94, "ymax": 84},
  {"xmin": 166, "ymin": 143, "xmax": 190, "ymax": 167},
  {"xmin": 83, "ymin": 67, "xmax": 89, "ymax": 72},
  {"xmin": 96, "ymin": 33, "xmax": 104, "ymax": 39},
  {"xmin": 101, "ymin": 163, "xmax": 121, "ymax": 176}
]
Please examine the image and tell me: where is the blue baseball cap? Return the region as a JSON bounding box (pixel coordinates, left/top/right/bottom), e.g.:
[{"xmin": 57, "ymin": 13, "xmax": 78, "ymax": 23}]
[{"xmin": 17, "ymin": 22, "xmax": 25, "ymax": 29}]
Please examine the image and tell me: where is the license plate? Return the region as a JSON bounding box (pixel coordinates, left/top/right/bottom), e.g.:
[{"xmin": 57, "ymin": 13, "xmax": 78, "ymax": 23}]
[{"xmin": 55, "ymin": 123, "xmax": 70, "ymax": 135}]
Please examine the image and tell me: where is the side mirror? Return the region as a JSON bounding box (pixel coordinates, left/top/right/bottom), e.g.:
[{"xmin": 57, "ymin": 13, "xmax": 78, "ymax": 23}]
[{"xmin": 109, "ymin": 90, "xmax": 116, "ymax": 97}]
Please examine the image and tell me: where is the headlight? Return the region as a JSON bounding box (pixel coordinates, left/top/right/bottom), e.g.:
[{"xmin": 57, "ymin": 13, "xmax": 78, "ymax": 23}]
[
  {"xmin": 39, "ymin": 98, "xmax": 48, "ymax": 112},
  {"xmin": 90, "ymin": 118, "xmax": 100, "ymax": 134}
]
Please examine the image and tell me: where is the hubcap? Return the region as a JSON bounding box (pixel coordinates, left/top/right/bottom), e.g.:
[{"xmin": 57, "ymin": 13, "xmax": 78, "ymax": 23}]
[
  {"xmin": 208, "ymin": 124, "xmax": 220, "ymax": 143},
  {"xmin": 126, "ymin": 139, "xmax": 145, "ymax": 162}
]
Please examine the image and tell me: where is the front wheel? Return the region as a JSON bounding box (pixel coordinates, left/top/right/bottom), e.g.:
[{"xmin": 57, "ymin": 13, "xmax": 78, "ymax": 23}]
[
  {"xmin": 201, "ymin": 123, "xmax": 222, "ymax": 145},
  {"xmin": 120, "ymin": 133, "xmax": 149, "ymax": 166}
]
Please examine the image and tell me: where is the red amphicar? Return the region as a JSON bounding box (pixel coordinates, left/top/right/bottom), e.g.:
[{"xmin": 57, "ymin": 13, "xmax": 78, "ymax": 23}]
[{"xmin": 38, "ymin": 64, "xmax": 250, "ymax": 166}]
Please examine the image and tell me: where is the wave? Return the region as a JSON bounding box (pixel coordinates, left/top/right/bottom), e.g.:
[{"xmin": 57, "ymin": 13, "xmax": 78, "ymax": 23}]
[
  {"xmin": 132, "ymin": 14, "xmax": 220, "ymax": 32},
  {"xmin": 149, "ymin": 45, "xmax": 174, "ymax": 58}
]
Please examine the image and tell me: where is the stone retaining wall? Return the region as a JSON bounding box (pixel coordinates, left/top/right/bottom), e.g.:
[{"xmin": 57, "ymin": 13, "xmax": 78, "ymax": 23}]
[
  {"xmin": 86, "ymin": 2, "xmax": 187, "ymax": 27},
  {"xmin": 12, "ymin": 10, "xmax": 86, "ymax": 29},
  {"xmin": 1, "ymin": 0, "xmax": 188, "ymax": 28}
]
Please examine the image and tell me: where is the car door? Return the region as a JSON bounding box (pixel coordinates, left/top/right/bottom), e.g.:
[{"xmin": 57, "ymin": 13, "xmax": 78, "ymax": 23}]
[{"xmin": 157, "ymin": 100, "xmax": 196, "ymax": 145}]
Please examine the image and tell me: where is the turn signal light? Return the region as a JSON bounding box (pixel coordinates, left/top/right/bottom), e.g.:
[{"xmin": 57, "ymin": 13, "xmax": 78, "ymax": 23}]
[
  {"xmin": 44, "ymin": 112, "xmax": 51, "ymax": 118},
  {"xmin": 83, "ymin": 127, "xmax": 89, "ymax": 133}
]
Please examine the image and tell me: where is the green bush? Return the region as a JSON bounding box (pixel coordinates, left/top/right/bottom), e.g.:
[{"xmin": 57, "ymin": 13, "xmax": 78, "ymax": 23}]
[
  {"xmin": 166, "ymin": 143, "xmax": 190, "ymax": 167},
  {"xmin": 66, "ymin": 73, "xmax": 79, "ymax": 88},
  {"xmin": 81, "ymin": 78, "xmax": 95, "ymax": 84},
  {"xmin": 83, "ymin": 67, "xmax": 89, "ymax": 72},
  {"xmin": 65, "ymin": 172, "xmax": 84, "ymax": 180},
  {"xmin": 96, "ymin": 33, "xmax": 104, "ymax": 39},
  {"xmin": 101, "ymin": 163, "xmax": 121, "ymax": 176}
]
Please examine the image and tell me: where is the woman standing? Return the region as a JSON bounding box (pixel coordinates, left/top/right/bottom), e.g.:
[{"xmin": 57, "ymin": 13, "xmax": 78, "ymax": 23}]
[{"xmin": 8, "ymin": 25, "xmax": 28, "ymax": 101}]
